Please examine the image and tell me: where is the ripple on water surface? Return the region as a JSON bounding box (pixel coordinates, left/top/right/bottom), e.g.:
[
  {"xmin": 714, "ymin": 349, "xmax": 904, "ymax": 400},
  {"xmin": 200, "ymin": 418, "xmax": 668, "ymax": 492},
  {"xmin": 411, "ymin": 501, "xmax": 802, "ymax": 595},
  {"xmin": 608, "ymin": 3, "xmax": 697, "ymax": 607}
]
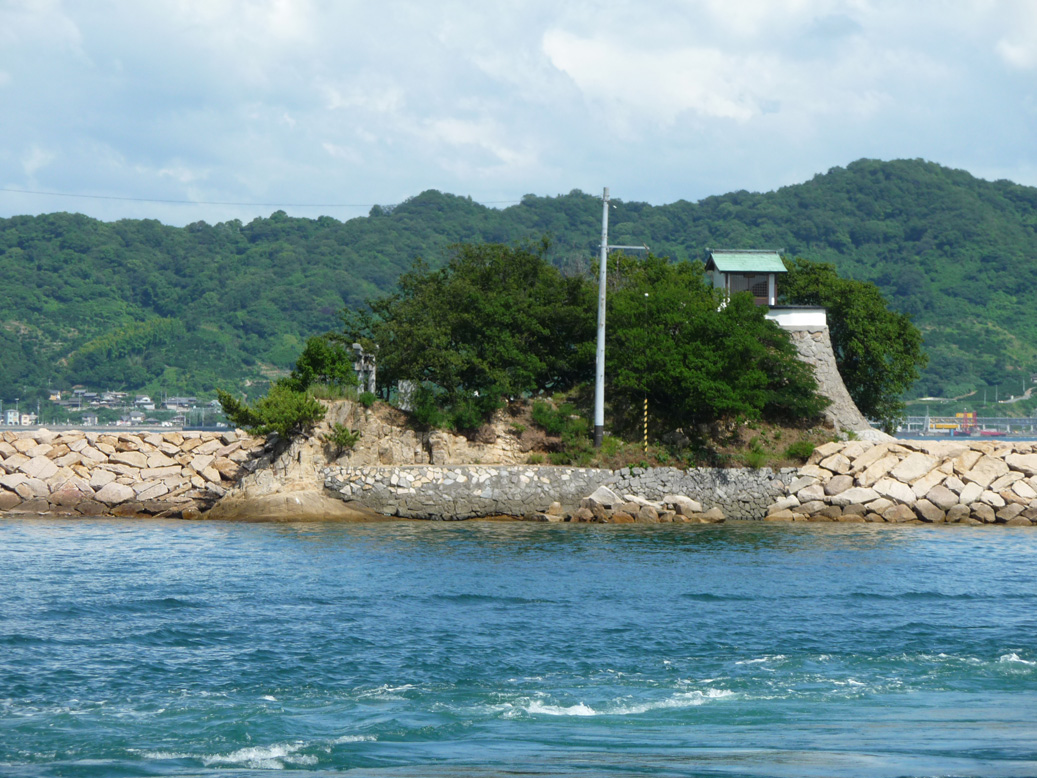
[{"xmin": 1, "ymin": 519, "xmax": 1037, "ymax": 777}]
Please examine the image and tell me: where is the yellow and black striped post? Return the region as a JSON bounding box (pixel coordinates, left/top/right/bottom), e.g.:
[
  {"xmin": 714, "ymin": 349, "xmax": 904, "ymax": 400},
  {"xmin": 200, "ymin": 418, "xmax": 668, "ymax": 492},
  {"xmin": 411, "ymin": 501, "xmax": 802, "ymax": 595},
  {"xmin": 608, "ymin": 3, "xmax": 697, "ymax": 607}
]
[{"xmin": 643, "ymin": 397, "xmax": 648, "ymax": 453}]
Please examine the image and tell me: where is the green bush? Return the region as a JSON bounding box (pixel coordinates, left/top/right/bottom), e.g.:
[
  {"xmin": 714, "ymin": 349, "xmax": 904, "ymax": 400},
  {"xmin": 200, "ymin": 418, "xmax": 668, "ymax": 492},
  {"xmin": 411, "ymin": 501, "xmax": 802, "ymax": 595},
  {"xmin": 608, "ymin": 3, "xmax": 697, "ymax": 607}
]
[
  {"xmin": 324, "ymin": 423, "xmax": 362, "ymax": 453},
  {"xmin": 742, "ymin": 438, "xmax": 768, "ymax": 469},
  {"xmin": 217, "ymin": 385, "xmax": 326, "ymax": 439},
  {"xmin": 448, "ymin": 392, "xmax": 501, "ymax": 432},
  {"xmin": 410, "ymin": 385, "xmax": 448, "ymax": 429},
  {"xmin": 531, "ymin": 399, "xmax": 593, "ymax": 463},
  {"xmin": 284, "ymin": 335, "xmax": 358, "ymax": 392},
  {"xmin": 783, "ymin": 440, "xmax": 815, "ymax": 461},
  {"xmin": 358, "ymin": 391, "xmax": 377, "ymax": 408}
]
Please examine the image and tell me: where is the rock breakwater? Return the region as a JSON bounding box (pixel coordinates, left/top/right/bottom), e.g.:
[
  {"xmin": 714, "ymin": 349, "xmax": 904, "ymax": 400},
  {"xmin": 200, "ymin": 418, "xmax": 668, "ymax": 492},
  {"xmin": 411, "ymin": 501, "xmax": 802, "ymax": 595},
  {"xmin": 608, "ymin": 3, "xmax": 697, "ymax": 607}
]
[
  {"xmin": 0, "ymin": 428, "xmax": 264, "ymax": 518},
  {"xmin": 767, "ymin": 439, "xmax": 1037, "ymax": 524}
]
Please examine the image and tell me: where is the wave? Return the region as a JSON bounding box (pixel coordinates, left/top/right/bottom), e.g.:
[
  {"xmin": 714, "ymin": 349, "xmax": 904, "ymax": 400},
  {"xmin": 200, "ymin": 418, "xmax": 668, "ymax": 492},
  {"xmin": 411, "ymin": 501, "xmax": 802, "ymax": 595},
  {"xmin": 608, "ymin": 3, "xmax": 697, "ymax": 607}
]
[
  {"xmin": 141, "ymin": 734, "xmax": 376, "ymax": 769},
  {"xmin": 999, "ymin": 652, "xmax": 1037, "ymax": 666},
  {"xmin": 425, "ymin": 593, "xmax": 552, "ymax": 605},
  {"xmin": 734, "ymin": 655, "xmax": 787, "ymax": 665},
  {"xmin": 844, "ymin": 591, "xmax": 986, "ymax": 601},
  {"xmin": 496, "ymin": 688, "xmax": 734, "ymax": 718},
  {"xmin": 357, "ymin": 683, "xmax": 417, "ymax": 700}
]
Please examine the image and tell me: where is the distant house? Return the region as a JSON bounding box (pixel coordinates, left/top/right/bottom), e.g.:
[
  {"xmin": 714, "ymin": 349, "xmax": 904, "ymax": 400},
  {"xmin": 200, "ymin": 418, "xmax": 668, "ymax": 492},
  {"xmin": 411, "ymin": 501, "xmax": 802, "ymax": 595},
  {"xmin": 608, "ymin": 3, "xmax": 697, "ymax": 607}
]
[
  {"xmin": 705, "ymin": 249, "xmax": 786, "ymax": 307},
  {"xmin": 3, "ymin": 410, "xmax": 17, "ymax": 425}
]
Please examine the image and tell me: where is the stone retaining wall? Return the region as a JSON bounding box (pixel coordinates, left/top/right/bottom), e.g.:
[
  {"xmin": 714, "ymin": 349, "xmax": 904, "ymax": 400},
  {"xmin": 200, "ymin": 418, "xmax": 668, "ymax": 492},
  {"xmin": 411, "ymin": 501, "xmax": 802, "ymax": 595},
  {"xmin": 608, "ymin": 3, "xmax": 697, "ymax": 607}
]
[
  {"xmin": 786, "ymin": 326, "xmax": 873, "ymax": 433},
  {"xmin": 0, "ymin": 428, "xmax": 265, "ymax": 518},
  {"xmin": 324, "ymin": 464, "xmax": 794, "ymax": 520},
  {"xmin": 8, "ymin": 425, "xmax": 1037, "ymax": 526},
  {"xmin": 767, "ymin": 439, "xmax": 1037, "ymax": 525}
]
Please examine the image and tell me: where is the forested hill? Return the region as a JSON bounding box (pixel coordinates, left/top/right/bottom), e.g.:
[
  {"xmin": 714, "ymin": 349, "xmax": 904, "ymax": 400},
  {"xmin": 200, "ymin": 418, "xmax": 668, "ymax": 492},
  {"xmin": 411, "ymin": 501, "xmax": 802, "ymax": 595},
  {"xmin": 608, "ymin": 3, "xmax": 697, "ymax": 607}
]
[{"xmin": 2, "ymin": 157, "xmax": 1036, "ymax": 403}]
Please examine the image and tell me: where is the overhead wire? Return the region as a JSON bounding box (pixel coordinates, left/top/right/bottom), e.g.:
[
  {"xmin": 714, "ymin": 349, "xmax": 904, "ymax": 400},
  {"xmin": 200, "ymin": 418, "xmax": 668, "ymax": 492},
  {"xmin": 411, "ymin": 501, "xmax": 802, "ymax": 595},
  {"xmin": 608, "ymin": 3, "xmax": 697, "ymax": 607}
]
[{"xmin": 0, "ymin": 186, "xmax": 523, "ymax": 209}]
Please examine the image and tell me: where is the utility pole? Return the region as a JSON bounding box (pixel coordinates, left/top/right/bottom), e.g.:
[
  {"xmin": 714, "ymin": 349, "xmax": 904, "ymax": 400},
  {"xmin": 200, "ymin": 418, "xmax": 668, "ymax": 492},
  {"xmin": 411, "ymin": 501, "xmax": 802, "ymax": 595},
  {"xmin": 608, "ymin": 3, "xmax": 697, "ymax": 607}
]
[
  {"xmin": 593, "ymin": 189, "xmax": 609, "ymax": 448},
  {"xmin": 593, "ymin": 187, "xmax": 648, "ymax": 448}
]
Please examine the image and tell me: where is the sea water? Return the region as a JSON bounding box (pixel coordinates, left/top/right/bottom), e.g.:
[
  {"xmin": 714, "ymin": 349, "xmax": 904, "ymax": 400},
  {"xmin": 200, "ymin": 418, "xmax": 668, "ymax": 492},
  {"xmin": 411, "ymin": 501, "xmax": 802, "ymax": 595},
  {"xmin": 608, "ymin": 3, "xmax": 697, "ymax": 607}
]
[{"xmin": 1, "ymin": 518, "xmax": 1036, "ymax": 778}]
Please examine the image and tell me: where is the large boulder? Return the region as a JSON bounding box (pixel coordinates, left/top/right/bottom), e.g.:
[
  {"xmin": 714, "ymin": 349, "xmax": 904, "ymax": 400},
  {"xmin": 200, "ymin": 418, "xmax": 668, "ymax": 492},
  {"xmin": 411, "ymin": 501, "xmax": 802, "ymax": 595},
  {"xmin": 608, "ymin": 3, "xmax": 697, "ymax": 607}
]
[{"xmin": 205, "ymin": 489, "xmax": 390, "ymax": 522}]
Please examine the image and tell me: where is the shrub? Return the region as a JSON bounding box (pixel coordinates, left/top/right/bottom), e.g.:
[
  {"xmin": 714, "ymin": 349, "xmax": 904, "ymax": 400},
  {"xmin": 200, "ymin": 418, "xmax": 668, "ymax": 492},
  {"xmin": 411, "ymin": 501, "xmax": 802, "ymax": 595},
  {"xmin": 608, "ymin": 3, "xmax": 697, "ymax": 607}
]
[
  {"xmin": 217, "ymin": 385, "xmax": 326, "ymax": 439},
  {"xmin": 531, "ymin": 400, "xmax": 593, "ymax": 463},
  {"xmin": 783, "ymin": 440, "xmax": 815, "ymax": 461},
  {"xmin": 358, "ymin": 391, "xmax": 377, "ymax": 408},
  {"xmin": 742, "ymin": 438, "xmax": 768, "ymax": 469},
  {"xmin": 531, "ymin": 400, "xmax": 567, "ymax": 435},
  {"xmin": 285, "ymin": 335, "xmax": 358, "ymax": 392},
  {"xmin": 411, "ymin": 385, "xmax": 449, "ymax": 429},
  {"xmin": 324, "ymin": 423, "xmax": 362, "ymax": 453}
]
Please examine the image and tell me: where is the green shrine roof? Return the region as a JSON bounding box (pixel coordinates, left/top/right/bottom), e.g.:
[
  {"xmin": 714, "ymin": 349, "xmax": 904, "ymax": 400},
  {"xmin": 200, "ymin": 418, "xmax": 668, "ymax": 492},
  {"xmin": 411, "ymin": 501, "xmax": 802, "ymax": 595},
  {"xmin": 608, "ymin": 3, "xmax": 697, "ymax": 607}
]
[{"xmin": 706, "ymin": 250, "xmax": 786, "ymax": 273}]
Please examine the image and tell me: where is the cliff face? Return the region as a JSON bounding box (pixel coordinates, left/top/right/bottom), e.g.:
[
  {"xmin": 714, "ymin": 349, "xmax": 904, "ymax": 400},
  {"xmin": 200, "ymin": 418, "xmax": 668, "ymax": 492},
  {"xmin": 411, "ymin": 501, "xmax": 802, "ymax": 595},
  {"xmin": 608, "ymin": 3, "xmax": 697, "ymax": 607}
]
[
  {"xmin": 205, "ymin": 399, "xmax": 531, "ymax": 520},
  {"xmin": 321, "ymin": 400, "xmax": 531, "ymax": 466}
]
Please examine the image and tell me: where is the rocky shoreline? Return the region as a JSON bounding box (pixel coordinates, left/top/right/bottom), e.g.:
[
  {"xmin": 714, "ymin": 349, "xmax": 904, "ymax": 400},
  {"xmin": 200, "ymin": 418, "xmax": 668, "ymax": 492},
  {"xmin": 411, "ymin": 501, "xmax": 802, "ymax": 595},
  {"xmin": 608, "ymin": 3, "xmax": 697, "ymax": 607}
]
[
  {"xmin": 766, "ymin": 438, "xmax": 1037, "ymax": 525},
  {"xmin": 4, "ymin": 414, "xmax": 1037, "ymax": 526},
  {"xmin": 0, "ymin": 428, "xmax": 266, "ymax": 518}
]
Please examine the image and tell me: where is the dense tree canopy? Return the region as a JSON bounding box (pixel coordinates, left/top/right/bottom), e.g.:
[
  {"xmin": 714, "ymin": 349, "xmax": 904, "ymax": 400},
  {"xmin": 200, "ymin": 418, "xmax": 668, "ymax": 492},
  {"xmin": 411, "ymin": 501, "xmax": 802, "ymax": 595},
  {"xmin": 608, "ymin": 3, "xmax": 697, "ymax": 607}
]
[
  {"xmin": 281, "ymin": 335, "xmax": 358, "ymax": 393},
  {"xmin": 5, "ymin": 158, "xmax": 1034, "ymax": 408},
  {"xmin": 345, "ymin": 241, "xmax": 595, "ymax": 428},
  {"xmin": 606, "ymin": 255, "xmax": 828, "ymax": 433}
]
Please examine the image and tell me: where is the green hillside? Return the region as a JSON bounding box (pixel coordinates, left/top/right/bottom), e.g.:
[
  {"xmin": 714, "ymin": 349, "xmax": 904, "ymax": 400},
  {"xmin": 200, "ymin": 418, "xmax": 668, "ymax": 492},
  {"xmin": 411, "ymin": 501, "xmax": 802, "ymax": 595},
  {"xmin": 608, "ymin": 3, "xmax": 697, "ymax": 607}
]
[{"xmin": 2, "ymin": 158, "xmax": 1035, "ymax": 406}]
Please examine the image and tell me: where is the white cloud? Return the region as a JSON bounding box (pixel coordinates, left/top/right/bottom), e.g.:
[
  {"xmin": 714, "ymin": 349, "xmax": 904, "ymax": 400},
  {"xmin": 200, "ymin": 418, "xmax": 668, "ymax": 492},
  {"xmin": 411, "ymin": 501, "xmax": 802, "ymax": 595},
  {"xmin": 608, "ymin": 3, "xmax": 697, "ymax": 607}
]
[
  {"xmin": 543, "ymin": 30, "xmax": 770, "ymax": 123},
  {"xmin": 0, "ymin": 0, "xmax": 1036, "ymax": 224},
  {"xmin": 992, "ymin": 0, "xmax": 1037, "ymax": 69},
  {"xmin": 322, "ymin": 81, "xmax": 405, "ymax": 115},
  {"xmin": 321, "ymin": 142, "xmax": 362, "ymax": 165},
  {"xmin": 422, "ymin": 117, "xmax": 534, "ymax": 169},
  {"xmin": 21, "ymin": 145, "xmax": 55, "ymax": 177},
  {"xmin": 154, "ymin": 163, "xmax": 208, "ymax": 184}
]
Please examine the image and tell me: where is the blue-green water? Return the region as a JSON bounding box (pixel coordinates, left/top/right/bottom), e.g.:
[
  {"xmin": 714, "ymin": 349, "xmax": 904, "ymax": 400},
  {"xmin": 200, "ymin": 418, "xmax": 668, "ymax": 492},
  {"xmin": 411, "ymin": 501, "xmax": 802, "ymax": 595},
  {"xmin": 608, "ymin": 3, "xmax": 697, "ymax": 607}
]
[{"xmin": 2, "ymin": 519, "xmax": 1037, "ymax": 778}]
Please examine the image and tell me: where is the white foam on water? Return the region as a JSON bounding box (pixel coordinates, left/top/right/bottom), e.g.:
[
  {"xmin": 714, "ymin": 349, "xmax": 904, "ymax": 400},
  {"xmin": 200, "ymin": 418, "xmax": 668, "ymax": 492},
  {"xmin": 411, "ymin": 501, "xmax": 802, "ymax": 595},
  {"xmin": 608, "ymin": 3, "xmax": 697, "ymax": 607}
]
[
  {"xmin": 358, "ymin": 683, "xmax": 416, "ymax": 699},
  {"xmin": 260, "ymin": 695, "xmax": 277, "ymax": 701},
  {"xmin": 603, "ymin": 689, "xmax": 735, "ymax": 715},
  {"xmin": 735, "ymin": 655, "xmax": 786, "ymax": 666},
  {"xmin": 999, "ymin": 652, "xmax": 1036, "ymax": 666},
  {"xmin": 142, "ymin": 738, "xmax": 353, "ymax": 770},
  {"xmin": 138, "ymin": 750, "xmax": 187, "ymax": 761},
  {"xmin": 524, "ymin": 700, "xmax": 598, "ymax": 716},
  {"xmin": 201, "ymin": 741, "xmax": 318, "ymax": 769},
  {"xmin": 496, "ymin": 688, "xmax": 734, "ymax": 718},
  {"xmin": 332, "ymin": 734, "xmax": 376, "ymax": 745},
  {"xmin": 917, "ymin": 652, "xmax": 982, "ymax": 665}
]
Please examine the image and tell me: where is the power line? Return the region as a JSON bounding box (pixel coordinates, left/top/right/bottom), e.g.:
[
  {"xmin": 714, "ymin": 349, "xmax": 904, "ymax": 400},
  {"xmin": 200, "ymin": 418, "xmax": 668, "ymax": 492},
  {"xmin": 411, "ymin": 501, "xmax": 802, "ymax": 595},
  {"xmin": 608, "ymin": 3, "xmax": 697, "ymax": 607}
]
[{"xmin": 0, "ymin": 186, "xmax": 522, "ymax": 208}]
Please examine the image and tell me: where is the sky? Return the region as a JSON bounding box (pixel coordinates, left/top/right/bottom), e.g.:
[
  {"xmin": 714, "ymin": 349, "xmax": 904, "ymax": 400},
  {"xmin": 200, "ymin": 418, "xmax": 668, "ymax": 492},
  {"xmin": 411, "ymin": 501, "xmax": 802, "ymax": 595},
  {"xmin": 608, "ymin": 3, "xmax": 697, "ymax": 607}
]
[{"xmin": 2, "ymin": 0, "xmax": 1037, "ymax": 227}]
